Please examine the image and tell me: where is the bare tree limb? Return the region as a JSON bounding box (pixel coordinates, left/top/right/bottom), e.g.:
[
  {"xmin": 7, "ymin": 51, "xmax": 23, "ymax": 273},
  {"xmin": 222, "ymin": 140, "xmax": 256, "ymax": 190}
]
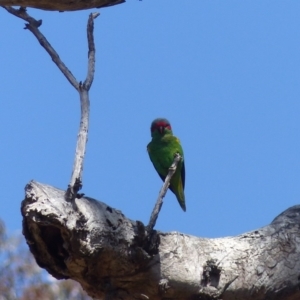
[
  {"xmin": 2, "ymin": 6, "xmax": 79, "ymax": 90},
  {"xmin": 3, "ymin": 7, "xmax": 99, "ymax": 200},
  {"xmin": 66, "ymin": 12, "xmax": 99, "ymax": 200},
  {"xmin": 66, "ymin": 86, "xmax": 89, "ymax": 201},
  {"xmin": 22, "ymin": 181, "xmax": 300, "ymax": 300},
  {"xmin": 0, "ymin": 0, "xmax": 124, "ymax": 12},
  {"xmin": 147, "ymin": 153, "xmax": 182, "ymax": 232},
  {"xmin": 84, "ymin": 12, "xmax": 99, "ymax": 89}
]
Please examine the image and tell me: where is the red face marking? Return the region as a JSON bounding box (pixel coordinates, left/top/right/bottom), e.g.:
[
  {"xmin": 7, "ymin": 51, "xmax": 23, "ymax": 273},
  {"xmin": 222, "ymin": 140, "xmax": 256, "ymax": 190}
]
[{"xmin": 151, "ymin": 121, "xmax": 172, "ymax": 133}]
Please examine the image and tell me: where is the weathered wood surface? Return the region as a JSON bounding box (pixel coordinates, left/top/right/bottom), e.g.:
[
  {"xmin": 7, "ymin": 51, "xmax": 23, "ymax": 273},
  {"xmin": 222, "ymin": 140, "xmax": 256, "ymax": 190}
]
[
  {"xmin": 22, "ymin": 180, "xmax": 300, "ymax": 300},
  {"xmin": 1, "ymin": 0, "xmax": 124, "ymax": 11}
]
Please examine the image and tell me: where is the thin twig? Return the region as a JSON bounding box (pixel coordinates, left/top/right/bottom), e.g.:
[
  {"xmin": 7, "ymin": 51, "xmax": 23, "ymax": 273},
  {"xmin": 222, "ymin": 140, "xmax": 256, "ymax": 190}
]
[
  {"xmin": 66, "ymin": 86, "xmax": 89, "ymax": 200},
  {"xmin": 66, "ymin": 13, "xmax": 99, "ymax": 200},
  {"xmin": 147, "ymin": 153, "xmax": 182, "ymax": 232},
  {"xmin": 2, "ymin": 6, "xmax": 79, "ymax": 90},
  {"xmin": 84, "ymin": 12, "xmax": 99, "ymax": 89}
]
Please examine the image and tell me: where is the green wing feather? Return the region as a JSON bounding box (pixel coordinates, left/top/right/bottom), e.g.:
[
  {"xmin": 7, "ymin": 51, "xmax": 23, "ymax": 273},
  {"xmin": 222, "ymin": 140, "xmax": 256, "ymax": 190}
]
[
  {"xmin": 181, "ymin": 161, "xmax": 185, "ymax": 190},
  {"xmin": 147, "ymin": 135, "xmax": 186, "ymax": 211}
]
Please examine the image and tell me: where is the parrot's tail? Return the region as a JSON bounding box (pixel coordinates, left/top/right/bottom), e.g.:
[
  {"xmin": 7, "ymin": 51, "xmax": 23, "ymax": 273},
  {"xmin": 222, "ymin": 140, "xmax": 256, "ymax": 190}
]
[
  {"xmin": 169, "ymin": 178, "xmax": 186, "ymax": 211},
  {"xmin": 175, "ymin": 181, "xmax": 186, "ymax": 212},
  {"xmin": 176, "ymin": 195, "xmax": 186, "ymax": 212}
]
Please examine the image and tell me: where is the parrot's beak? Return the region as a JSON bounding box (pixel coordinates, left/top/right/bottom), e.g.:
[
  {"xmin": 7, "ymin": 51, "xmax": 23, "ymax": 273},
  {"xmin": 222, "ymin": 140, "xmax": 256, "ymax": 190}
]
[{"xmin": 159, "ymin": 126, "xmax": 164, "ymax": 134}]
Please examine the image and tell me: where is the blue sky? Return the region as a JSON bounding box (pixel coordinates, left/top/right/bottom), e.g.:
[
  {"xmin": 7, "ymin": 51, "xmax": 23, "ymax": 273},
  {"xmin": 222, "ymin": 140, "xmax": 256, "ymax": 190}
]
[{"xmin": 0, "ymin": 1, "xmax": 300, "ymax": 239}]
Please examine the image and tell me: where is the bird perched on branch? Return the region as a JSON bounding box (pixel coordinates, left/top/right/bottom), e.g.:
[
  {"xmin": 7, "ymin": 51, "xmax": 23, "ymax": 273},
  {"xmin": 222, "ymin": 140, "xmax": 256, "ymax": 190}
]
[{"xmin": 147, "ymin": 118, "xmax": 186, "ymax": 211}]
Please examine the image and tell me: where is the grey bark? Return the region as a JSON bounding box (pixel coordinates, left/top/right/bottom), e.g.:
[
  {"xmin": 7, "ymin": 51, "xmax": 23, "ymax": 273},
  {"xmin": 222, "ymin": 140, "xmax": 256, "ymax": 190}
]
[
  {"xmin": 0, "ymin": 0, "xmax": 124, "ymax": 11},
  {"xmin": 3, "ymin": 7, "xmax": 98, "ymax": 200},
  {"xmin": 66, "ymin": 12, "xmax": 98, "ymax": 199},
  {"xmin": 22, "ymin": 181, "xmax": 300, "ymax": 300},
  {"xmin": 3, "ymin": 6, "xmax": 79, "ymax": 89}
]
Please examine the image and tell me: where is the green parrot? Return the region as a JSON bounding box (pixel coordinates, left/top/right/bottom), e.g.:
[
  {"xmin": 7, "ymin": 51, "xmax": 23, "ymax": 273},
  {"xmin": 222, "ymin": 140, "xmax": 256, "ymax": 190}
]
[{"xmin": 147, "ymin": 118, "xmax": 186, "ymax": 211}]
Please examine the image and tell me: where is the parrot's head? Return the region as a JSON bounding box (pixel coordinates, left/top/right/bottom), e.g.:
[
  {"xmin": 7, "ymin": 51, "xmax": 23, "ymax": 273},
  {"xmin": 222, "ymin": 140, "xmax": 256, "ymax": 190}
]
[{"xmin": 150, "ymin": 118, "xmax": 173, "ymax": 138}]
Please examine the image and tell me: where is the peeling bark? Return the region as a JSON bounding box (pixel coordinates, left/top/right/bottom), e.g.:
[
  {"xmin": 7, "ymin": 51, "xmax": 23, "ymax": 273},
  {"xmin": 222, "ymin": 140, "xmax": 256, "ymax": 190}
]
[
  {"xmin": 0, "ymin": 0, "xmax": 124, "ymax": 11},
  {"xmin": 22, "ymin": 181, "xmax": 300, "ymax": 300}
]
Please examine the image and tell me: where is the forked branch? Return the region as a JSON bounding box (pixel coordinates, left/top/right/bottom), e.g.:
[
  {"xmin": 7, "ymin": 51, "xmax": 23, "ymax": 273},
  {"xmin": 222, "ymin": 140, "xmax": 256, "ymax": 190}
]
[
  {"xmin": 66, "ymin": 12, "xmax": 99, "ymax": 201},
  {"xmin": 2, "ymin": 6, "xmax": 100, "ymax": 201}
]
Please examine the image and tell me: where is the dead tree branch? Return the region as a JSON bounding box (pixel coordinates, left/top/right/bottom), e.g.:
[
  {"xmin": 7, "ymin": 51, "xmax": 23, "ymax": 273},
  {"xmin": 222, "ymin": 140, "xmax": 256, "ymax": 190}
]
[
  {"xmin": 3, "ymin": 7, "xmax": 99, "ymax": 200},
  {"xmin": 66, "ymin": 12, "xmax": 99, "ymax": 201},
  {"xmin": 0, "ymin": 0, "xmax": 124, "ymax": 12},
  {"xmin": 147, "ymin": 153, "xmax": 182, "ymax": 232},
  {"xmin": 2, "ymin": 6, "xmax": 79, "ymax": 89},
  {"xmin": 22, "ymin": 181, "xmax": 300, "ymax": 300}
]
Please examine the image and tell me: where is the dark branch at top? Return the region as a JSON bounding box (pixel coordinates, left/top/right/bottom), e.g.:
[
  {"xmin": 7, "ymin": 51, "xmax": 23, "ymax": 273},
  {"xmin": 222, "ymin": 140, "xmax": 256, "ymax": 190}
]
[{"xmin": 0, "ymin": 0, "xmax": 125, "ymax": 12}]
